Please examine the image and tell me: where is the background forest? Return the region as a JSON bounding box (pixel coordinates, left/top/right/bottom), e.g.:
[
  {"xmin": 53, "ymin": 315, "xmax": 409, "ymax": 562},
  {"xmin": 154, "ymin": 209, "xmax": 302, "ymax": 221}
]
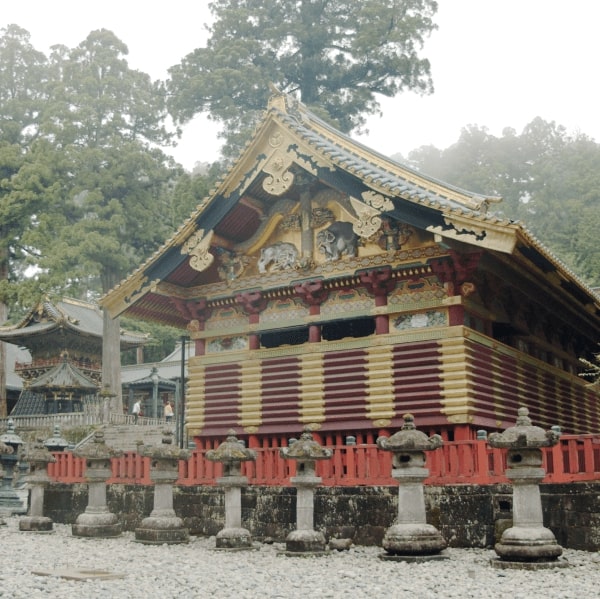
[{"xmin": 1, "ymin": 1, "xmax": 598, "ymax": 368}]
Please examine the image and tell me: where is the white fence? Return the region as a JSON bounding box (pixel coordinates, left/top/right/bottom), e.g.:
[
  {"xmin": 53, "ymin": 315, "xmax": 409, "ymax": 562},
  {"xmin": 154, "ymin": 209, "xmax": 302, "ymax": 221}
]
[{"xmin": 0, "ymin": 412, "xmax": 166, "ymax": 432}]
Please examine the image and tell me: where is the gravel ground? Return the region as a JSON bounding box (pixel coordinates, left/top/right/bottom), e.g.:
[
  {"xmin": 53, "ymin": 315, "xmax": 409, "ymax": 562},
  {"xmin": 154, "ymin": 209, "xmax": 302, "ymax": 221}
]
[{"xmin": 1, "ymin": 517, "xmax": 600, "ymax": 598}]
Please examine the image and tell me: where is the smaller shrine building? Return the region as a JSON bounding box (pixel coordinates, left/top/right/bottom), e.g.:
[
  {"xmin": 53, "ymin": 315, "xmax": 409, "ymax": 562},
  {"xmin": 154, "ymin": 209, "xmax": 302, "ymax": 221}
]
[{"xmin": 0, "ymin": 297, "xmax": 146, "ymax": 417}]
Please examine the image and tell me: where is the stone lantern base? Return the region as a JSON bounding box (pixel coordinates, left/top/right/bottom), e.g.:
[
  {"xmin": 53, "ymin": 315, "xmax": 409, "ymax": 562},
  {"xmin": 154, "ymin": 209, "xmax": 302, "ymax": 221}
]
[
  {"xmin": 493, "ymin": 525, "xmax": 563, "ymax": 564},
  {"xmin": 214, "ymin": 526, "xmax": 254, "ymax": 550},
  {"xmin": 284, "ymin": 529, "xmax": 328, "ymax": 556},
  {"xmin": 380, "ymin": 523, "xmax": 447, "ymax": 560},
  {"xmin": 72, "ymin": 512, "xmax": 121, "ymax": 538},
  {"xmin": 19, "ymin": 515, "xmax": 54, "ymax": 532},
  {"xmin": 135, "ymin": 515, "xmax": 189, "ymax": 544}
]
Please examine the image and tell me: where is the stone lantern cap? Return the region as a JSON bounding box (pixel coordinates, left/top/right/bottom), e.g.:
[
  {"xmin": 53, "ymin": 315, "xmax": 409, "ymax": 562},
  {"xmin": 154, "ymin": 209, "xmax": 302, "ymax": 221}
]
[
  {"xmin": 377, "ymin": 414, "xmax": 443, "ymax": 452},
  {"xmin": 140, "ymin": 429, "xmax": 190, "ymax": 461},
  {"xmin": 73, "ymin": 429, "xmax": 123, "ymax": 459},
  {"xmin": 279, "ymin": 427, "xmax": 333, "ymax": 461},
  {"xmin": 206, "ymin": 430, "xmax": 256, "ymax": 464},
  {"xmin": 22, "ymin": 437, "xmax": 56, "ymax": 466},
  {"xmin": 44, "ymin": 425, "xmax": 70, "ymax": 451},
  {"xmin": 488, "ymin": 407, "xmax": 559, "ymax": 449},
  {"xmin": 0, "ymin": 419, "xmax": 23, "ymax": 449}
]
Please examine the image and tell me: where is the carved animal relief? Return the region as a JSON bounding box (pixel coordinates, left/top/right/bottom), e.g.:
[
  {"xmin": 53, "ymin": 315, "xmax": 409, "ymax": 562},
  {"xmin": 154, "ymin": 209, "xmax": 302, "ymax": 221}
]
[
  {"xmin": 316, "ymin": 222, "xmax": 359, "ymax": 261},
  {"xmin": 257, "ymin": 242, "xmax": 299, "ymax": 274}
]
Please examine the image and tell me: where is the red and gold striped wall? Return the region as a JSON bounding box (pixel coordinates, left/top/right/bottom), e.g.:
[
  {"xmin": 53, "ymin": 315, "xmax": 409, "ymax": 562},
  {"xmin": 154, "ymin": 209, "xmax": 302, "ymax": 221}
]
[{"xmin": 186, "ymin": 326, "xmax": 600, "ymax": 441}]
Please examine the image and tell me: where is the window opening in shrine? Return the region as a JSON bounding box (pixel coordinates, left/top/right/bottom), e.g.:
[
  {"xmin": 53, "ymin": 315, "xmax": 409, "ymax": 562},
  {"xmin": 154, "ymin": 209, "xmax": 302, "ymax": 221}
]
[
  {"xmin": 322, "ymin": 316, "xmax": 375, "ymax": 341},
  {"xmin": 260, "ymin": 326, "xmax": 309, "ymax": 348}
]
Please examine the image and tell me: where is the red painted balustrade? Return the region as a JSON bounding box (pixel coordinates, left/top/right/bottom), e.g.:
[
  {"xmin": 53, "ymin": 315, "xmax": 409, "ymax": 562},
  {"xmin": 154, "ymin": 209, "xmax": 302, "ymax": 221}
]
[{"xmin": 46, "ymin": 434, "xmax": 600, "ymax": 487}]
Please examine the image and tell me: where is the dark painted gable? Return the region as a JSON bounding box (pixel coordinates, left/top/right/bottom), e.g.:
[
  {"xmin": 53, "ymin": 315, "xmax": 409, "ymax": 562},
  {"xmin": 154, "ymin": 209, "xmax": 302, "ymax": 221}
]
[{"xmin": 101, "ymin": 92, "xmax": 599, "ymax": 329}]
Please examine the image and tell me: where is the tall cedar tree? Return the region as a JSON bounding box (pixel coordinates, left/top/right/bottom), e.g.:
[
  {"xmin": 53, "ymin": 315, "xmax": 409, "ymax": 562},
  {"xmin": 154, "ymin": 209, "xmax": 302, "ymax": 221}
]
[
  {"xmin": 167, "ymin": 0, "xmax": 438, "ymax": 159},
  {"xmin": 17, "ymin": 30, "xmax": 180, "ymax": 413},
  {"xmin": 0, "ymin": 25, "xmax": 50, "ymax": 414}
]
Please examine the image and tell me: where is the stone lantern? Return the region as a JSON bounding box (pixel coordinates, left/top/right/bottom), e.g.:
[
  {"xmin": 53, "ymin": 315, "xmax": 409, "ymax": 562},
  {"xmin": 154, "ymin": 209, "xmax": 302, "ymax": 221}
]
[
  {"xmin": 279, "ymin": 427, "xmax": 333, "ymax": 555},
  {"xmin": 72, "ymin": 429, "xmax": 123, "ymax": 538},
  {"xmin": 44, "ymin": 425, "xmax": 70, "ymax": 452},
  {"xmin": 376, "ymin": 414, "xmax": 447, "ymax": 560},
  {"xmin": 19, "ymin": 437, "xmax": 56, "ymax": 532},
  {"xmin": 135, "ymin": 429, "xmax": 190, "ymax": 544},
  {"xmin": 0, "ymin": 438, "xmax": 14, "ymax": 525},
  {"xmin": 0, "ymin": 419, "xmax": 27, "ymax": 515},
  {"xmin": 206, "ymin": 429, "xmax": 256, "ymax": 549},
  {"xmin": 488, "ymin": 406, "xmax": 564, "ymax": 567}
]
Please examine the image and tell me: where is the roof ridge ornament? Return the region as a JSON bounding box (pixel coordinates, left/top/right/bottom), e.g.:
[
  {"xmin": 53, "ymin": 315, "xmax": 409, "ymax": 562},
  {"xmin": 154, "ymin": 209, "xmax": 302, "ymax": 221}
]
[
  {"xmin": 267, "ymin": 83, "xmax": 287, "ymax": 112},
  {"xmin": 267, "ymin": 84, "xmax": 304, "ymax": 122}
]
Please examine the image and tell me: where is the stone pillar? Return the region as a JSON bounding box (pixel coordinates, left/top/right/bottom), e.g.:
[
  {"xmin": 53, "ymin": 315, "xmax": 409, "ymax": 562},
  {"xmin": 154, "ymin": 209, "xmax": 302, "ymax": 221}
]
[
  {"xmin": 206, "ymin": 430, "xmax": 256, "ymax": 549},
  {"xmin": 72, "ymin": 430, "xmax": 122, "ymax": 538},
  {"xmin": 280, "ymin": 427, "xmax": 332, "ymax": 555},
  {"xmin": 135, "ymin": 429, "xmax": 190, "ymax": 544},
  {"xmin": 377, "ymin": 414, "xmax": 447, "ymax": 561},
  {"xmin": 19, "ymin": 438, "xmax": 56, "ymax": 532},
  {"xmin": 488, "ymin": 407, "xmax": 565, "ymax": 568}
]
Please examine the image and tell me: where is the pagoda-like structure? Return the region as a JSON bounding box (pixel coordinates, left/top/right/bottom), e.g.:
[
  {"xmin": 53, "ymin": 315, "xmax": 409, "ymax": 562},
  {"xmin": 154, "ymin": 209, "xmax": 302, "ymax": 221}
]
[
  {"xmin": 0, "ymin": 297, "xmax": 146, "ymax": 415},
  {"xmin": 101, "ymin": 91, "xmax": 600, "ymax": 446}
]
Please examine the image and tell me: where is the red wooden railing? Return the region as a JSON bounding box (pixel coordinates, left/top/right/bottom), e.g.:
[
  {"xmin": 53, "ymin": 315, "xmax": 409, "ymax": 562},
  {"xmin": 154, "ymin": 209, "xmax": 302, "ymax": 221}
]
[{"xmin": 46, "ymin": 434, "xmax": 600, "ymax": 487}]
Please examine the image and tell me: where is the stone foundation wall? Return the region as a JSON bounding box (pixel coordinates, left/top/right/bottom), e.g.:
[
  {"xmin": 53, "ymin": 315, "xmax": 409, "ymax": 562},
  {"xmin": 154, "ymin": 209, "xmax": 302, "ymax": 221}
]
[{"xmin": 42, "ymin": 482, "xmax": 600, "ymax": 551}]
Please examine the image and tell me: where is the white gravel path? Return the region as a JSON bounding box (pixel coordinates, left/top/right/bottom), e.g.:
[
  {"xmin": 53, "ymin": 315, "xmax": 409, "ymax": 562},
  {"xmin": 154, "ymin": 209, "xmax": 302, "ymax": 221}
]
[{"xmin": 1, "ymin": 517, "xmax": 600, "ymax": 598}]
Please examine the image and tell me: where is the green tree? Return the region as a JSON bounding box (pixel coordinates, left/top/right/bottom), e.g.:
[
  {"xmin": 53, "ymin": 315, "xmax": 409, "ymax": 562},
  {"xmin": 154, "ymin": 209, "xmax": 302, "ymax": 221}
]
[
  {"xmin": 0, "ymin": 25, "xmax": 50, "ymax": 414},
  {"xmin": 408, "ymin": 118, "xmax": 600, "ymax": 288},
  {"xmin": 19, "ymin": 30, "xmax": 180, "ymax": 412},
  {"xmin": 167, "ymin": 0, "xmax": 438, "ymax": 159}
]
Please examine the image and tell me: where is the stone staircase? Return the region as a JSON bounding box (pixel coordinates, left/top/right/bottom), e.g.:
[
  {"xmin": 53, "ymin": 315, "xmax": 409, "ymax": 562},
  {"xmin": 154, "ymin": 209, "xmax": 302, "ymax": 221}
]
[{"xmin": 77, "ymin": 422, "xmax": 173, "ymax": 453}]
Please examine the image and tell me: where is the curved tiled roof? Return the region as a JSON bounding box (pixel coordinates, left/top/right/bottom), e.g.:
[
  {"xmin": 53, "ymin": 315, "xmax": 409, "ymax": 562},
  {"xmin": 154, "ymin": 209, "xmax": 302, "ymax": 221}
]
[
  {"xmin": 100, "ymin": 92, "xmax": 599, "ymax": 317},
  {"xmin": 0, "ymin": 297, "xmax": 147, "ymax": 347},
  {"xmin": 268, "ymin": 94, "xmax": 505, "ymax": 219}
]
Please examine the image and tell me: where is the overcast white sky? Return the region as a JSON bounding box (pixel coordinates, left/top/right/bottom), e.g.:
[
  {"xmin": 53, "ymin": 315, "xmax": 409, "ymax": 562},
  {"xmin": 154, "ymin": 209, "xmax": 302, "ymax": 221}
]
[{"xmin": 3, "ymin": 1, "xmax": 600, "ymax": 169}]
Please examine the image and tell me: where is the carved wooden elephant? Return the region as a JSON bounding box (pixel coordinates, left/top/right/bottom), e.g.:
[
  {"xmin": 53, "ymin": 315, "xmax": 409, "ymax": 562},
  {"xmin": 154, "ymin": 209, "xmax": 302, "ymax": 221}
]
[
  {"xmin": 257, "ymin": 242, "xmax": 299, "ymax": 273},
  {"xmin": 316, "ymin": 221, "xmax": 358, "ymax": 261}
]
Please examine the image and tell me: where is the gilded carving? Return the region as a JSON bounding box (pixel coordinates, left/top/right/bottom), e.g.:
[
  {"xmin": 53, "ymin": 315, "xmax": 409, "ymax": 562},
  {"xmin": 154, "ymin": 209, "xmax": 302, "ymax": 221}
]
[
  {"xmin": 280, "ymin": 213, "xmax": 301, "ymax": 231},
  {"xmin": 122, "ymin": 271, "xmax": 151, "ymax": 305},
  {"xmin": 311, "ymin": 207, "xmax": 334, "ymax": 228},
  {"xmin": 181, "ymin": 229, "xmax": 214, "ymax": 272},
  {"xmin": 269, "ymin": 131, "xmax": 284, "ymax": 148},
  {"xmin": 262, "ymin": 150, "xmax": 294, "ymax": 196},
  {"xmin": 349, "ymin": 195, "xmax": 382, "ymax": 239},
  {"xmin": 187, "ymin": 320, "xmax": 201, "ymax": 333},
  {"xmin": 217, "ymin": 250, "xmax": 250, "ymax": 281},
  {"xmin": 377, "ymin": 219, "xmax": 413, "ymax": 251},
  {"xmin": 362, "ymin": 190, "xmax": 394, "ymax": 212}
]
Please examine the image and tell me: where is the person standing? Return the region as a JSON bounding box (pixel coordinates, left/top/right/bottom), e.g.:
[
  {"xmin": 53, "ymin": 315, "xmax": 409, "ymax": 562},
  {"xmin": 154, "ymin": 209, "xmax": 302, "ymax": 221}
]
[
  {"xmin": 132, "ymin": 399, "xmax": 141, "ymax": 424},
  {"xmin": 164, "ymin": 401, "xmax": 174, "ymax": 423}
]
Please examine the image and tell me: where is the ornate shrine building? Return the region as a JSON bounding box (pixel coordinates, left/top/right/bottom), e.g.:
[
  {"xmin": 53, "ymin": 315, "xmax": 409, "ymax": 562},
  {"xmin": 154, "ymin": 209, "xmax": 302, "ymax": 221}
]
[
  {"xmin": 101, "ymin": 92, "xmax": 600, "ymax": 445},
  {"xmin": 0, "ymin": 297, "xmax": 146, "ymax": 415}
]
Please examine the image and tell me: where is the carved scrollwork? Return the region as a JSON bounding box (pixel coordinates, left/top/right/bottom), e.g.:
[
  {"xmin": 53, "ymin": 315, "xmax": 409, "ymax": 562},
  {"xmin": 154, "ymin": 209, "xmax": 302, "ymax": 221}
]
[
  {"xmin": 181, "ymin": 229, "xmax": 214, "ymax": 272},
  {"xmin": 362, "ymin": 190, "xmax": 394, "ymax": 212},
  {"xmin": 262, "ymin": 150, "xmax": 294, "ymax": 196},
  {"xmin": 349, "ymin": 196, "xmax": 382, "ymax": 239},
  {"xmin": 353, "ymin": 212, "xmax": 382, "ymax": 239}
]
